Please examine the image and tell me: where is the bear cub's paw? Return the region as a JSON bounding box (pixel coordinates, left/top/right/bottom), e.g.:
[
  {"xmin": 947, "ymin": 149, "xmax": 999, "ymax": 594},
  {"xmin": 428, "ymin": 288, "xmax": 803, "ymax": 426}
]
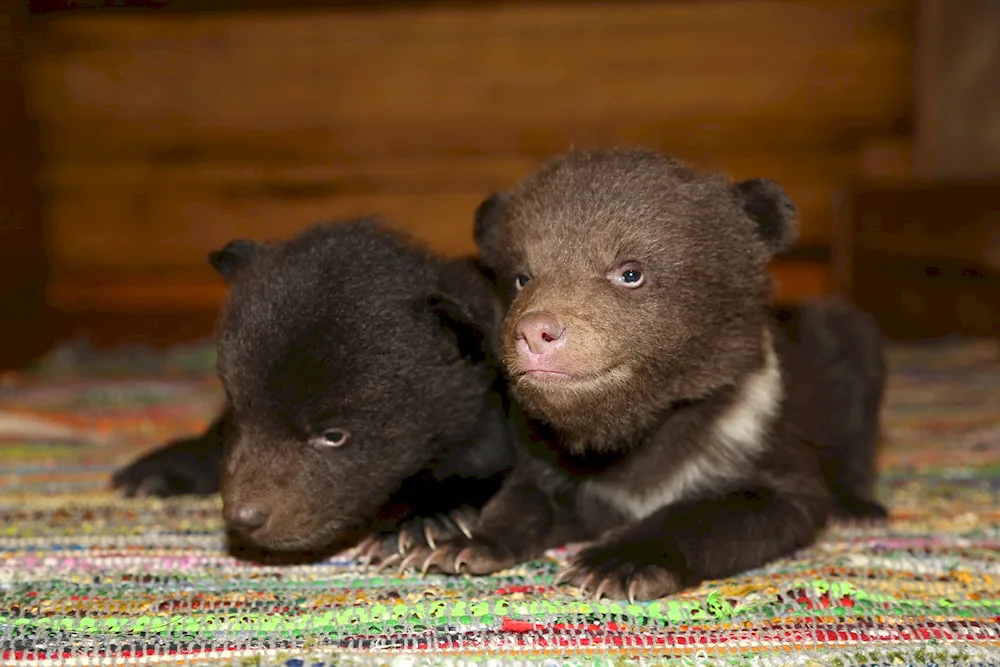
[
  {"xmin": 556, "ymin": 539, "xmax": 685, "ymax": 602},
  {"xmin": 111, "ymin": 437, "xmax": 219, "ymax": 498},
  {"xmin": 356, "ymin": 505, "xmax": 479, "ymax": 571},
  {"xmin": 419, "ymin": 533, "xmax": 518, "ymax": 576}
]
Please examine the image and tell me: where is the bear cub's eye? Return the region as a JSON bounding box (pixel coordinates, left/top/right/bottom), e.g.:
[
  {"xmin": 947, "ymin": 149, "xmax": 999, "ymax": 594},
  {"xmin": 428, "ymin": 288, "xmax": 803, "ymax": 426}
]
[
  {"xmin": 609, "ymin": 263, "xmax": 645, "ymax": 288},
  {"xmin": 312, "ymin": 429, "xmax": 350, "ymax": 448},
  {"xmin": 515, "ymin": 274, "xmax": 531, "ymax": 290},
  {"xmin": 621, "ymin": 269, "xmax": 642, "ymax": 284}
]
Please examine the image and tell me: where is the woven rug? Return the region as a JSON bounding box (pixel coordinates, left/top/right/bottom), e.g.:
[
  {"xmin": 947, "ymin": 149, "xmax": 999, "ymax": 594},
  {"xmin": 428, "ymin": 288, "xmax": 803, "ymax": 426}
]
[{"xmin": 1, "ymin": 337, "xmax": 999, "ymax": 666}]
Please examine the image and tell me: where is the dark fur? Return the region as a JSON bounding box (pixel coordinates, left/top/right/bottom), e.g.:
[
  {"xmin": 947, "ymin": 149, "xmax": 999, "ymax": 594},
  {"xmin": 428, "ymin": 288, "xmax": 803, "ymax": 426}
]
[
  {"xmin": 774, "ymin": 298, "xmax": 887, "ymax": 520},
  {"xmin": 422, "ymin": 148, "xmax": 887, "ymax": 600},
  {"xmin": 113, "ymin": 218, "xmax": 513, "ymax": 556}
]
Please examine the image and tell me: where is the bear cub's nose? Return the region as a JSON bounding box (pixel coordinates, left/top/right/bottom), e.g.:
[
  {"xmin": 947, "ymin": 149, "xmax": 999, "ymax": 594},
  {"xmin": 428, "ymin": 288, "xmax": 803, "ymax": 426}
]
[
  {"xmin": 515, "ymin": 311, "xmax": 566, "ymax": 356},
  {"xmin": 224, "ymin": 503, "xmax": 270, "ymax": 533}
]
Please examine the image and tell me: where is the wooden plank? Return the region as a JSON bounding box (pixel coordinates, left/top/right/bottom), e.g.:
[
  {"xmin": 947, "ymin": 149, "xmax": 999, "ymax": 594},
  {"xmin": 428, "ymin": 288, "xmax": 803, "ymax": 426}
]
[
  {"xmin": 27, "ymin": 0, "xmax": 530, "ymax": 13},
  {"xmin": 769, "ymin": 261, "xmax": 831, "ymax": 305},
  {"xmin": 45, "ymin": 310, "xmax": 223, "ymax": 351},
  {"xmin": 0, "ymin": 0, "xmax": 52, "ymax": 370},
  {"xmin": 25, "ymin": 0, "xmax": 915, "ymax": 163},
  {"xmin": 840, "ymin": 179, "xmax": 1000, "ymax": 339},
  {"xmin": 34, "ymin": 0, "xmax": 841, "ymax": 14},
  {"xmin": 41, "ymin": 150, "xmax": 859, "ymax": 194},
  {"xmin": 44, "ymin": 184, "xmax": 840, "ymax": 269},
  {"xmin": 852, "ymin": 256, "xmax": 1000, "ymax": 340},
  {"xmin": 32, "ymin": 0, "xmax": 783, "ymax": 14},
  {"xmin": 46, "ymin": 190, "xmax": 489, "ymax": 268},
  {"xmin": 854, "ymin": 180, "xmax": 1000, "ymax": 268},
  {"xmin": 49, "ymin": 272, "xmax": 228, "ymax": 312},
  {"xmin": 46, "ymin": 184, "xmax": 840, "ymax": 269},
  {"xmin": 914, "ymin": 0, "xmax": 1000, "ymax": 178},
  {"xmin": 40, "ymin": 150, "xmax": 855, "ymax": 271}
]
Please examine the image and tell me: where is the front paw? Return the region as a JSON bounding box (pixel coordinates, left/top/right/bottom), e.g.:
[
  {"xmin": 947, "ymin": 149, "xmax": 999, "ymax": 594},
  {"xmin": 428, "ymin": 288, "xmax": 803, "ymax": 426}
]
[
  {"xmin": 556, "ymin": 541, "xmax": 684, "ymax": 602},
  {"xmin": 356, "ymin": 505, "xmax": 479, "ymax": 571},
  {"xmin": 112, "ymin": 440, "xmax": 219, "ymax": 498},
  {"xmin": 420, "ymin": 533, "xmax": 517, "ymax": 576}
]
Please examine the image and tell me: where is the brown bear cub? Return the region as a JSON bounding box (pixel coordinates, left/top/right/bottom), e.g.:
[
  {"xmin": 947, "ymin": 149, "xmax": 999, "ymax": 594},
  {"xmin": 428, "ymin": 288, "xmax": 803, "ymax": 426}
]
[
  {"xmin": 113, "ymin": 218, "xmax": 513, "ymax": 562},
  {"xmin": 421, "ymin": 148, "xmax": 887, "ymax": 601}
]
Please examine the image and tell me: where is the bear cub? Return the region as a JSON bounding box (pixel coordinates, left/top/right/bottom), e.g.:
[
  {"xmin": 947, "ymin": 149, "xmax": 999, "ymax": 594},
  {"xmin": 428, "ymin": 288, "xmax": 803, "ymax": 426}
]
[
  {"xmin": 113, "ymin": 218, "xmax": 512, "ymax": 562},
  {"xmin": 419, "ymin": 148, "xmax": 887, "ymax": 601}
]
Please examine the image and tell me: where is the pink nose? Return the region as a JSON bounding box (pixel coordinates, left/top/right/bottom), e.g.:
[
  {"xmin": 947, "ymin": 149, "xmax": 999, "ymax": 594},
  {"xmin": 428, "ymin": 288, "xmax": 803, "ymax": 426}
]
[{"xmin": 515, "ymin": 311, "xmax": 566, "ymax": 356}]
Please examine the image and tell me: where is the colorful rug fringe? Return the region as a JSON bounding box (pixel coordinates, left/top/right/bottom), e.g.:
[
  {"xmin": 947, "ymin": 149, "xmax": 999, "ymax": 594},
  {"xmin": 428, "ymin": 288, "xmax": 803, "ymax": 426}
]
[{"xmin": 1, "ymin": 337, "xmax": 999, "ymax": 665}]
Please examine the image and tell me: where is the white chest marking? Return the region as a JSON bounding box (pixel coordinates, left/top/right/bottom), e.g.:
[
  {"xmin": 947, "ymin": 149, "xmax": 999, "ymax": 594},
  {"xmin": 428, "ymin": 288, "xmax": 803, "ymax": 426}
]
[{"xmin": 587, "ymin": 329, "xmax": 784, "ymax": 521}]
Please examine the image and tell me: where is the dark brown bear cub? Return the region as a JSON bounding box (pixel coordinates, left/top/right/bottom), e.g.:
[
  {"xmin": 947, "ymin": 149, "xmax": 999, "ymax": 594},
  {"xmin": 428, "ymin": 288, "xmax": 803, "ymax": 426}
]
[
  {"xmin": 114, "ymin": 218, "xmax": 512, "ymax": 562},
  {"xmin": 422, "ymin": 148, "xmax": 887, "ymax": 601}
]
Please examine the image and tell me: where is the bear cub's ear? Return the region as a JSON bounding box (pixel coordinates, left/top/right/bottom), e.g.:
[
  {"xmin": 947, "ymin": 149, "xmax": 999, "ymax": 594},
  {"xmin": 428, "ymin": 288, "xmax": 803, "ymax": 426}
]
[
  {"xmin": 734, "ymin": 178, "xmax": 799, "ymax": 256},
  {"xmin": 208, "ymin": 239, "xmax": 262, "ymax": 282},
  {"xmin": 428, "ymin": 292, "xmax": 487, "ymax": 363},
  {"xmin": 426, "ymin": 259, "xmax": 501, "ymax": 364},
  {"xmin": 473, "ymin": 192, "xmax": 510, "ymax": 264}
]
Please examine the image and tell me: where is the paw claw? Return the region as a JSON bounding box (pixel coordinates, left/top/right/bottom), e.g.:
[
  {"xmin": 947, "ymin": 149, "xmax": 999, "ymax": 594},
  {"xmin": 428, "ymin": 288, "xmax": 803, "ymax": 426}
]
[
  {"xmin": 453, "ymin": 552, "xmax": 468, "ymax": 574},
  {"xmin": 594, "ymin": 577, "xmax": 616, "ymax": 602},
  {"xmin": 420, "ymin": 553, "xmax": 440, "ymax": 576},
  {"xmin": 398, "ymin": 550, "xmax": 426, "ymax": 573},
  {"xmin": 354, "ymin": 536, "xmax": 378, "ymax": 565},
  {"xmin": 422, "ymin": 522, "xmax": 438, "ymax": 551},
  {"xmin": 554, "ymin": 565, "xmax": 579, "ymax": 587},
  {"xmin": 375, "ymin": 552, "xmax": 402, "ymax": 573},
  {"xmin": 422, "ymin": 544, "xmax": 459, "ymax": 575},
  {"xmin": 556, "ymin": 541, "xmax": 684, "ymax": 601},
  {"xmin": 584, "ymin": 573, "xmax": 602, "ymax": 597},
  {"xmin": 397, "ymin": 531, "xmax": 413, "ymax": 556},
  {"xmin": 451, "ymin": 510, "xmax": 474, "ymax": 539},
  {"xmin": 414, "ymin": 531, "xmax": 513, "ymax": 576}
]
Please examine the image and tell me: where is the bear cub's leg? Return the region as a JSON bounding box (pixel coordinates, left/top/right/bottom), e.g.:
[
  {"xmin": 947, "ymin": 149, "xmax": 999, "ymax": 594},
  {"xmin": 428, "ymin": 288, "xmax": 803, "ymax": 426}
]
[
  {"xmin": 780, "ymin": 296, "xmax": 889, "ymax": 522},
  {"xmin": 559, "ymin": 484, "xmax": 828, "ymax": 601},
  {"xmin": 113, "ymin": 410, "xmax": 228, "ymax": 498}
]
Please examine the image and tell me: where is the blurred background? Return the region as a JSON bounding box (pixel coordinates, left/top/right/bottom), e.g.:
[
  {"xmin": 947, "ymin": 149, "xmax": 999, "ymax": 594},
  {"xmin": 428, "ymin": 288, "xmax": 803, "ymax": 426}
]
[{"xmin": 1, "ymin": 0, "xmax": 998, "ymax": 371}]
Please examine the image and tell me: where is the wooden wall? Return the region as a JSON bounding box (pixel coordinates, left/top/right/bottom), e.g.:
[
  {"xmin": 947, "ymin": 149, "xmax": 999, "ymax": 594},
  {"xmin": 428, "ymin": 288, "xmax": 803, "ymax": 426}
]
[
  {"xmin": 1, "ymin": 0, "xmax": 50, "ymax": 368},
  {"xmin": 914, "ymin": 0, "xmax": 1000, "ymax": 178},
  {"xmin": 19, "ymin": 0, "xmax": 916, "ymax": 345}
]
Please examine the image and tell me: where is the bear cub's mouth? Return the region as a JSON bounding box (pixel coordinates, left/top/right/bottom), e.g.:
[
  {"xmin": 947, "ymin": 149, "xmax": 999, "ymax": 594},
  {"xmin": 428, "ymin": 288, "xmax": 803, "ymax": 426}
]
[
  {"xmin": 513, "ymin": 363, "xmax": 626, "ymax": 390},
  {"xmin": 523, "ymin": 368, "xmax": 574, "ymax": 380}
]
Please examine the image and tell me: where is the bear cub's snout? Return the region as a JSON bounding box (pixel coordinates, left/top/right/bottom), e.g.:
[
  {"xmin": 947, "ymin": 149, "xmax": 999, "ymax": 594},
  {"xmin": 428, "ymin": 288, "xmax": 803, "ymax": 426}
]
[
  {"xmin": 223, "ymin": 502, "xmax": 270, "ymax": 534},
  {"xmin": 513, "ymin": 310, "xmax": 567, "ymax": 368}
]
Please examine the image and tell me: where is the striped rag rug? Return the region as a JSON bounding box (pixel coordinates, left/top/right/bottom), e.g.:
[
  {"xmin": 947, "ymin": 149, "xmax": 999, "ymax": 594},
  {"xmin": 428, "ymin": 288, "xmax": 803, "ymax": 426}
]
[{"xmin": 1, "ymin": 337, "xmax": 999, "ymax": 666}]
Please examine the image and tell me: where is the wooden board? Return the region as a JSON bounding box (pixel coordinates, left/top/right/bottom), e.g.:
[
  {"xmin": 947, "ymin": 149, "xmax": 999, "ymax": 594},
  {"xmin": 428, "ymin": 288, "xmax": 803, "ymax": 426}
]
[
  {"xmin": 0, "ymin": 0, "xmax": 51, "ymax": 369},
  {"xmin": 27, "ymin": 1, "xmax": 913, "ymax": 162},
  {"xmin": 914, "ymin": 0, "xmax": 1000, "ymax": 178},
  {"xmin": 839, "ymin": 179, "xmax": 1000, "ymax": 339},
  {"xmin": 40, "ymin": 151, "xmax": 856, "ymax": 271}
]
